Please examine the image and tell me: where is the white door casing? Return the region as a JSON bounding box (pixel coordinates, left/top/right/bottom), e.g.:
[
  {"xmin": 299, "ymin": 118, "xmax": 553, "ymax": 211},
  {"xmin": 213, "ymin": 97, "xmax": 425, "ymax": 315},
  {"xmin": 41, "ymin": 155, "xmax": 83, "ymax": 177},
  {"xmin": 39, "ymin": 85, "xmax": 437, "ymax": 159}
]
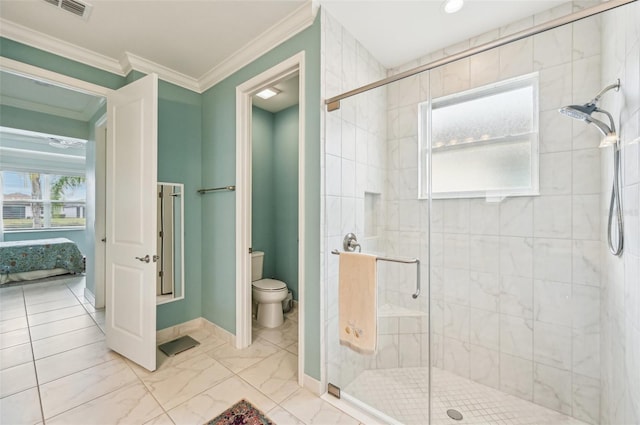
[
  {"xmin": 236, "ymin": 52, "xmax": 306, "ymax": 386},
  {"xmin": 105, "ymin": 74, "xmax": 158, "ymax": 372}
]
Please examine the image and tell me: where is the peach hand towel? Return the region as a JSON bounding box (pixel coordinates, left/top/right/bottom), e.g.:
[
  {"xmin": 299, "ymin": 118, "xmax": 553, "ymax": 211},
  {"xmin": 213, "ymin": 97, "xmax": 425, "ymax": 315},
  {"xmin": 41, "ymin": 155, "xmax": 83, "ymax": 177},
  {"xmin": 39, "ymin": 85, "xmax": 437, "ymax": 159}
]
[{"xmin": 339, "ymin": 252, "xmax": 377, "ymax": 354}]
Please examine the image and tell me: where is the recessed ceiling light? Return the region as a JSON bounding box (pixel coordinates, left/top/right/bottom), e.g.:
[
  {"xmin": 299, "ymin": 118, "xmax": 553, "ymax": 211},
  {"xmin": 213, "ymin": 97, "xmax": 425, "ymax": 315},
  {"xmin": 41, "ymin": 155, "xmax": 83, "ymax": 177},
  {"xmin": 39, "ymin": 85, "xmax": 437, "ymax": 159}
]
[
  {"xmin": 255, "ymin": 87, "xmax": 280, "ymax": 100},
  {"xmin": 443, "ymin": 0, "xmax": 464, "ymax": 14}
]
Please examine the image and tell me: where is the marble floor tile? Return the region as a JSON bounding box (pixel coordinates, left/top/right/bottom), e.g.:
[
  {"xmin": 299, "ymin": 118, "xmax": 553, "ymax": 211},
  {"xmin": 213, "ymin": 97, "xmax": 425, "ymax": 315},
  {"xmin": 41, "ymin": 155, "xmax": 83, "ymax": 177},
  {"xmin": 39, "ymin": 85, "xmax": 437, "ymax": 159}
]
[
  {"xmin": 0, "ymin": 387, "xmax": 42, "ymax": 425},
  {"xmin": 0, "ymin": 315, "xmax": 28, "ymax": 334},
  {"xmin": 0, "ymin": 361, "xmax": 37, "ymax": 398},
  {"xmin": 0, "ymin": 286, "xmax": 24, "ymax": 298},
  {"xmin": 143, "ymin": 413, "xmax": 176, "ymax": 425},
  {"xmin": 280, "ymin": 388, "xmax": 360, "ymax": 425},
  {"xmin": 35, "ymin": 340, "xmax": 119, "ymax": 384},
  {"xmin": 27, "ymin": 305, "xmax": 89, "ymax": 327},
  {"xmin": 142, "ymin": 352, "xmax": 233, "ymax": 410},
  {"xmin": 0, "ymin": 327, "xmax": 30, "ymax": 349},
  {"xmin": 0, "ymin": 306, "xmax": 26, "ymax": 321},
  {"xmin": 167, "ymin": 375, "xmax": 277, "ymax": 425},
  {"xmin": 238, "ymin": 350, "xmax": 299, "ymax": 403},
  {"xmin": 31, "ymin": 325, "xmax": 104, "ymax": 360},
  {"xmin": 45, "ymin": 382, "xmax": 163, "ymax": 425},
  {"xmin": 29, "ymin": 314, "xmax": 96, "ymax": 341},
  {"xmin": 40, "ymin": 358, "xmax": 138, "ymax": 418},
  {"xmin": 254, "ymin": 318, "xmax": 298, "ymax": 349},
  {"xmin": 286, "ymin": 342, "xmax": 298, "ymax": 355},
  {"xmin": 0, "ymin": 342, "xmax": 33, "ymax": 370},
  {"xmin": 127, "ymin": 331, "xmax": 227, "ymax": 379},
  {"xmin": 25, "ymin": 297, "xmax": 82, "ymax": 315},
  {"xmin": 23, "ymin": 287, "xmax": 75, "ymax": 306},
  {"xmin": 208, "ymin": 337, "xmax": 280, "ymax": 373},
  {"xmin": 0, "ymin": 294, "xmax": 25, "ymax": 311},
  {"xmin": 267, "ymin": 405, "xmax": 305, "ymax": 424},
  {"xmin": 63, "ymin": 278, "xmax": 86, "ymax": 297}
]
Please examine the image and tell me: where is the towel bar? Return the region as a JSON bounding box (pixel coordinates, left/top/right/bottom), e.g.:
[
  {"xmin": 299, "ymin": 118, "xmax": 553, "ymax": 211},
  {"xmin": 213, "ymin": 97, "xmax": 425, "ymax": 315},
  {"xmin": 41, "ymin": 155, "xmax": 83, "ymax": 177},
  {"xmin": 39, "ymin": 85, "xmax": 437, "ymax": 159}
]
[
  {"xmin": 331, "ymin": 249, "xmax": 421, "ymax": 299},
  {"xmin": 197, "ymin": 185, "xmax": 236, "ymax": 194}
]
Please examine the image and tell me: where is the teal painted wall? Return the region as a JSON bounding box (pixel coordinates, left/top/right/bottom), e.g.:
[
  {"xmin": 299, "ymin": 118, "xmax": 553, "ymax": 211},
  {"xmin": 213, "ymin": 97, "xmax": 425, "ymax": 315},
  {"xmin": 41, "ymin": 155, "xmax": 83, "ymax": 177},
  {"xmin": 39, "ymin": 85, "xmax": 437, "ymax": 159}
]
[
  {"xmin": 155, "ymin": 80, "xmax": 203, "ymax": 330},
  {"xmin": 0, "ymin": 104, "xmax": 91, "ymax": 270},
  {"xmin": 251, "ymin": 106, "xmax": 276, "ymax": 278},
  {"xmin": 201, "ymin": 16, "xmax": 321, "ymax": 379},
  {"xmin": 1, "ymin": 41, "xmax": 203, "ymax": 331},
  {"xmin": 251, "ymin": 105, "xmax": 299, "ymax": 300},
  {"xmin": 0, "ymin": 38, "xmax": 126, "ymax": 90},
  {"xmin": 273, "ymin": 105, "xmax": 299, "ymax": 300},
  {"xmin": 0, "ymin": 105, "xmax": 89, "ymax": 140},
  {"xmin": 1, "ymin": 21, "xmax": 323, "ymax": 380}
]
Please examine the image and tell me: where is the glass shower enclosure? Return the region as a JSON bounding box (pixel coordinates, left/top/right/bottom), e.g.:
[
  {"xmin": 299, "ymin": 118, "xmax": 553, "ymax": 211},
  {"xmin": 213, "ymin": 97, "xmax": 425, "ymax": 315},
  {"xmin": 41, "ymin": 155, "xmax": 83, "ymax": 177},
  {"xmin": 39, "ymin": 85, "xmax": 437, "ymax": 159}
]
[{"xmin": 323, "ymin": 1, "xmax": 639, "ymax": 424}]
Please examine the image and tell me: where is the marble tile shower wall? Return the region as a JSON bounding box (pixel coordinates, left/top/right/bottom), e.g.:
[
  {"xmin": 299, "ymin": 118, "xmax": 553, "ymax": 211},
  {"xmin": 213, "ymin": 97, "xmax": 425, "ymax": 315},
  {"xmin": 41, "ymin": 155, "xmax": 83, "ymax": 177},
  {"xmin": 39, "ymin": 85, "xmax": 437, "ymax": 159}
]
[
  {"xmin": 321, "ymin": 9, "xmax": 391, "ymax": 387},
  {"xmin": 385, "ymin": 3, "xmax": 605, "ymax": 424},
  {"xmin": 599, "ymin": 3, "xmax": 640, "ymax": 425}
]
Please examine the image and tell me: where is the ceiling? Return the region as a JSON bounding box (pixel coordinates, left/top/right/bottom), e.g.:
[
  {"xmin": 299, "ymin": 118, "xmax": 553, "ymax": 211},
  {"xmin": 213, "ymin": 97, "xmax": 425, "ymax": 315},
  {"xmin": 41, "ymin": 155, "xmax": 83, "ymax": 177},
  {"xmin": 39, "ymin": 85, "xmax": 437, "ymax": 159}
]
[
  {"xmin": 320, "ymin": 0, "xmax": 567, "ymax": 69},
  {"xmin": 253, "ymin": 75, "xmax": 299, "ymax": 113},
  {"xmin": 0, "ymin": 0, "xmax": 307, "ymax": 83},
  {"xmin": 0, "ymin": 0, "xmax": 571, "ymax": 92}
]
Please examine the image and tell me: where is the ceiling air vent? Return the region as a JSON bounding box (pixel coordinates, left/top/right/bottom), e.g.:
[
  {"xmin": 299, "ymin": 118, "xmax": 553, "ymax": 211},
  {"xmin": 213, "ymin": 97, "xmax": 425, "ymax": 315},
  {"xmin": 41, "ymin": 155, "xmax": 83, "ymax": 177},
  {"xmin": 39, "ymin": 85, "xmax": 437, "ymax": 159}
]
[{"xmin": 43, "ymin": 0, "xmax": 92, "ymax": 20}]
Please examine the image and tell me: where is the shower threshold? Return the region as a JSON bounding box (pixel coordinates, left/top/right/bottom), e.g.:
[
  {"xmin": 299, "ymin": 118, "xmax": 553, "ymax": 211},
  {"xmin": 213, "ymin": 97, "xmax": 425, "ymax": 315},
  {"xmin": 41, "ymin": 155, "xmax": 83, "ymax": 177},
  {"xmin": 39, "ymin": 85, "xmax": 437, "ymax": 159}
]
[{"xmin": 343, "ymin": 367, "xmax": 590, "ymax": 425}]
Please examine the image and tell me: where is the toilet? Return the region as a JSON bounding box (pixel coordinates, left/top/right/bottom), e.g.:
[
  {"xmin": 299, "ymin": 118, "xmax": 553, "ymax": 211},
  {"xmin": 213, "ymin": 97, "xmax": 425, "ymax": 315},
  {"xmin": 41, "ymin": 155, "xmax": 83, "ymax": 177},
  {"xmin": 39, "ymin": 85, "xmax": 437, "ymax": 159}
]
[{"xmin": 251, "ymin": 251, "xmax": 288, "ymax": 328}]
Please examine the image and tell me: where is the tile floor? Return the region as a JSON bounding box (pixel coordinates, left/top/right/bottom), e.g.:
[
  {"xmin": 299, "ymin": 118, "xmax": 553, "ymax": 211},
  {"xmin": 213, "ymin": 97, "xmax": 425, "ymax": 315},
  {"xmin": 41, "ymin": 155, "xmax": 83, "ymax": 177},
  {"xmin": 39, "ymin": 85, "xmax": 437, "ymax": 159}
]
[
  {"xmin": 344, "ymin": 367, "xmax": 589, "ymax": 425},
  {"xmin": 0, "ymin": 276, "xmax": 360, "ymax": 425}
]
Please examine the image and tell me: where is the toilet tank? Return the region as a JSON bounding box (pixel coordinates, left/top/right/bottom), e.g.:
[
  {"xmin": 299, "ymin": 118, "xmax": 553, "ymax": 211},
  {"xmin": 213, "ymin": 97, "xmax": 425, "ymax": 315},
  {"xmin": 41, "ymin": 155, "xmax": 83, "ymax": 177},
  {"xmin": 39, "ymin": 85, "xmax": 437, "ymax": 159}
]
[{"xmin": 251, "ymin": 251, "xmax": 264, "ymax": 282}]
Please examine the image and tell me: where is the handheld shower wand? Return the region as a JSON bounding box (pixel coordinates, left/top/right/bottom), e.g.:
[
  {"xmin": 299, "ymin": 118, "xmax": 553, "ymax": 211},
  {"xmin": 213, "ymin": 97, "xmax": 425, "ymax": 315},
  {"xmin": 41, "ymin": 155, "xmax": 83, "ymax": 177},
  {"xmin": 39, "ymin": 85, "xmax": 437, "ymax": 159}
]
[{"xmin": 559, "ymin": 79, "xmax": 623, "ymax": 256}]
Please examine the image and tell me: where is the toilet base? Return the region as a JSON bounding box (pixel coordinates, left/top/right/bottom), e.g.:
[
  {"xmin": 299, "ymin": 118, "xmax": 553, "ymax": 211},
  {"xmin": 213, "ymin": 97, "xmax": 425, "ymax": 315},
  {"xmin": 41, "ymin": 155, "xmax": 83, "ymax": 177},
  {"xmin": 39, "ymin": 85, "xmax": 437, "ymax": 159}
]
[{"xmin": 256, "ymin": 302, "xmax": 284, "ymax": 328}]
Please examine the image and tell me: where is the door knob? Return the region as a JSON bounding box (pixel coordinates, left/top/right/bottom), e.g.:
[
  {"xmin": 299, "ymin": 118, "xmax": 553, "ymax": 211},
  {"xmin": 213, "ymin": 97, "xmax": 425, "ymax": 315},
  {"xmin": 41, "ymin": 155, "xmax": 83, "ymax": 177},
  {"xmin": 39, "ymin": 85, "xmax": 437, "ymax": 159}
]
[{"xmin": 135, "ymin": 255, "xmax": 150, "ymax": 263}]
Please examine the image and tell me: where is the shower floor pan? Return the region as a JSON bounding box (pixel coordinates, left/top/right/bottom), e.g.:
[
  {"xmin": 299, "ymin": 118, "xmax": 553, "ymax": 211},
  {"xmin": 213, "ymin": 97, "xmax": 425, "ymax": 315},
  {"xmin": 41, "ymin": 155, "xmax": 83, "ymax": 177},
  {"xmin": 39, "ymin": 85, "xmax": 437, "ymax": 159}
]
[{"xmin": 344, "ymin": 367, "xmax": 589, "ymax": 425}]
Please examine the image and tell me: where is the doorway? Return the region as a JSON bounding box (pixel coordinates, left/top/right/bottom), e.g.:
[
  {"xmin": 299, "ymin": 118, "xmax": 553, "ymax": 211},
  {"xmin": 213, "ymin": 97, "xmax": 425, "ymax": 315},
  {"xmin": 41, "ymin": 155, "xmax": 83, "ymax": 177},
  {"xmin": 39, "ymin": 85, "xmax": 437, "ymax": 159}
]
[{"xmin": 235, "ymin": 52, "xmax": 306, "ymax": 386}]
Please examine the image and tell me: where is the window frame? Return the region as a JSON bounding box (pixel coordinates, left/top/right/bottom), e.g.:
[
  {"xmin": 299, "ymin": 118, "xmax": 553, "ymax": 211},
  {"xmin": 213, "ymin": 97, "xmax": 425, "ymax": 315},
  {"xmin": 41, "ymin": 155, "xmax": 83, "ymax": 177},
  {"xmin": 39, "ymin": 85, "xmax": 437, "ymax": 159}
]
[
  {"xmin": 419, "ymin": 72, "xmax": 540, "ymax": 200},
  {"xmin": 1, "ymin": 170, "xmax": 87, "ymax": 232}
]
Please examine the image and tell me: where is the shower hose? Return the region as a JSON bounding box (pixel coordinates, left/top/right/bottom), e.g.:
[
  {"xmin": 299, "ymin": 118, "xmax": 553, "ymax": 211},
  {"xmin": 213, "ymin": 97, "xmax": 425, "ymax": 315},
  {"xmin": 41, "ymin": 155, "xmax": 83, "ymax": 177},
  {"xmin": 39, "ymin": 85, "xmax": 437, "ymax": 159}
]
[{"xmin": 608, "ymin": 145, "xmax": 624, "ymax": 256}]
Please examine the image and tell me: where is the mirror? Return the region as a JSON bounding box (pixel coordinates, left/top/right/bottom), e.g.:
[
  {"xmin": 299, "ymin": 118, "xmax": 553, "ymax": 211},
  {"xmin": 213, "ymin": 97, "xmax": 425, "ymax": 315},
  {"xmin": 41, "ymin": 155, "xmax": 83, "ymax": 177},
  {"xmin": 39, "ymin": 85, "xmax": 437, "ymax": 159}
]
[{"xmin": 156, "ymin": 182, "xmax": 184, "ymax": 304}]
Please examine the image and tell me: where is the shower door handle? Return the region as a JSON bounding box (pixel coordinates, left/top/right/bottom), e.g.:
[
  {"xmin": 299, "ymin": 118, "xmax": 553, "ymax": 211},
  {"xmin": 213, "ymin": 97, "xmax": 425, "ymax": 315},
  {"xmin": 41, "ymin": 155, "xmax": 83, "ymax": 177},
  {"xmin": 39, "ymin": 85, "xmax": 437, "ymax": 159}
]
[{"xmin": 412, "ymin": 259, "xmax": 421, "ymax": 299}]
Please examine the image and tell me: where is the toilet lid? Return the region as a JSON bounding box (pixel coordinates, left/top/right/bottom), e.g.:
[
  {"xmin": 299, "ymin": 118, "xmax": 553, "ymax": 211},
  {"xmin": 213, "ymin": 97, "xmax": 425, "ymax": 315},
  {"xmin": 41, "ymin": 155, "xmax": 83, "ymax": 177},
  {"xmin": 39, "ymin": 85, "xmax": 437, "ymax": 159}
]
[{"xmin": 253, "ymin": 278, "xmax": 287, "ymax": 291}]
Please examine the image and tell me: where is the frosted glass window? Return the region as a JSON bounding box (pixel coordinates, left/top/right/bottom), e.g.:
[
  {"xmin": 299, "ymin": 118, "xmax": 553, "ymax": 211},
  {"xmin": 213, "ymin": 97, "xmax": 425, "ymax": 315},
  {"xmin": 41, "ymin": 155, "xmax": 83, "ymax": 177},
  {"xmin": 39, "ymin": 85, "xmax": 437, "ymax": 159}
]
[{"xmin": 419, "ymin": 73, "xmax": 539, "ymax": 199}]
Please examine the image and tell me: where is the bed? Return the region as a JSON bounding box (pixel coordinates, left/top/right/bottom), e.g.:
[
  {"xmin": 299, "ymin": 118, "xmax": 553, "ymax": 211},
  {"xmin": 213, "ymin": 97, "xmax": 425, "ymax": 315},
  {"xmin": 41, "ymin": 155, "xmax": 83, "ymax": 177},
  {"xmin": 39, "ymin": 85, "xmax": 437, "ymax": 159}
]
[{"xmin": 0, "ymin": 238, "xmax": 85, "ymax": 285}]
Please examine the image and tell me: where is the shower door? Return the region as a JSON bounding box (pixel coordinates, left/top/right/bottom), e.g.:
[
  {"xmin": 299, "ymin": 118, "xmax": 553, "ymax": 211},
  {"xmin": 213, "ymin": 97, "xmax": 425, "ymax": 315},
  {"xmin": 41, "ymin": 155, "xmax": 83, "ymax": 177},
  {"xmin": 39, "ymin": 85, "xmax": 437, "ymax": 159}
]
[{"xmin": 323, "ymin": 48, "xmax": 432, "ymax": 422}]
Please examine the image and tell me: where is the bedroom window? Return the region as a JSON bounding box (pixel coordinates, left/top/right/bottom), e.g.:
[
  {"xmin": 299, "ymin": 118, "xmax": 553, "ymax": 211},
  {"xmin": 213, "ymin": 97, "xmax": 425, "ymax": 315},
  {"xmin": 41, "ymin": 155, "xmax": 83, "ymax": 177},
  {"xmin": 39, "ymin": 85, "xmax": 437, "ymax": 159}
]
[
  {"xmin": 0, "ymin": 127, "xmax": 87, "ymax": 232},
  {"xmin": 2, "ymin": 171, "xmax": 86, "ymax": 230},
  {"xmin": 418, "ymin": 72, "xmax": 539, "ymax": 199}
]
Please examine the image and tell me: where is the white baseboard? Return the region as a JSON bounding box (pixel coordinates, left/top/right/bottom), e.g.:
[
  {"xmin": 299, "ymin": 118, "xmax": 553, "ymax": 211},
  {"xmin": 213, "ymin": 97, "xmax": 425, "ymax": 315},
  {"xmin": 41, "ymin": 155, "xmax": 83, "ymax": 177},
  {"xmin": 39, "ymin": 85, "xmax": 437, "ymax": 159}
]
[
  {"xmin": 156, "ymin": 317, "xmax": 236, "ymax": 346},
  {"xmin": 303, "ymin": 373, "xmax": 323, "ymax": 395},
  {"xmin": 83, "ymin": 287, "xmax": 96, "ymax": 306}
]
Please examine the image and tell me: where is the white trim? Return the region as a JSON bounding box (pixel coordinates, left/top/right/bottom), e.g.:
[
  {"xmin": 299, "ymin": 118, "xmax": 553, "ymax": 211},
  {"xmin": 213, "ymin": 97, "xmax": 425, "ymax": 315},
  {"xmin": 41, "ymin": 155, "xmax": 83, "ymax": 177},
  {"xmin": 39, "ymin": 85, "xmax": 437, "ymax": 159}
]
[
  {"xmin": 235, "ymin": 52, "xmax": 306, "ymax": 386},
  {"xmin": 321, "ymin": 393, "xmax": 393, "ymax": 425},
  {"xmin": 0, "ymin": 1, "xmax": 317, "ymax": 94},
  {"xmin": 0, "ymin": 18, "xmax": 125, "ymax": 76},
  {"xmin": 303, "ymin": 373, "xmax": 323, "ymax": 395},
  {"xmin": 0, "ymin": 57, "xmax": 113, "ymax": 98},
  {"xmin": 185, "ymin": 2, "xmax": 315, "ymax": 92},
  {"xmin": 83, "ymin": 286, "xmax": 96, "ymax": 306},
  {"xmin": 122, "ymin": 52, "xmax": 201, "ymax": 93}
]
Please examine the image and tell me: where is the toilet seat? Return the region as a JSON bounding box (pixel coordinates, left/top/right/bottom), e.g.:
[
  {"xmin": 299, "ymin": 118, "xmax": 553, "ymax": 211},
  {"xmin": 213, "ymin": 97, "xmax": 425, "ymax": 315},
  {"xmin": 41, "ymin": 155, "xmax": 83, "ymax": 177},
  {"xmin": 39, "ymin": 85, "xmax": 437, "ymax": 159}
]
[{"xmin": 252, "ymin": 278, "xmax": 287, "ymax": 291}]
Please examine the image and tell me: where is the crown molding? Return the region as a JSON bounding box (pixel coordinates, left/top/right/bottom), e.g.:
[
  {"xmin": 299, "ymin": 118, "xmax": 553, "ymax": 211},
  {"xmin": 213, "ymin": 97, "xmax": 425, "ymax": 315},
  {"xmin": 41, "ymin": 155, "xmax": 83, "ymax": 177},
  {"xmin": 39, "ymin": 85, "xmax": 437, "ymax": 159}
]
[
  {"xmin": 198, "ymin": 1, "xmax": 318, "ymax": 92},
  {"xmin": 0, "ymin": 18, "xmax": 125, "ymax": 76},
  {"xmin": 0, "ymin": 0, "xmax": 317, "ymax": 94},
  {"xmin": 121, "ymin": 52, "xmax": 201, "ymax": 92}
]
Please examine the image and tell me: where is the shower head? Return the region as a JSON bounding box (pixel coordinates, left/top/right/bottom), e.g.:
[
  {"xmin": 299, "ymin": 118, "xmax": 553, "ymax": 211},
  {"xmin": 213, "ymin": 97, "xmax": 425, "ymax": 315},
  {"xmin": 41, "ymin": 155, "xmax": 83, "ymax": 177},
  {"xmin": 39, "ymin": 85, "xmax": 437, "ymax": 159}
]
[
  {"xmin": 559, "ymin": 103, "xmax": 597, "ymax": 121},
  {"xmin": 558, "ymin": 80, "xmax": 620, "ymax": 146}
]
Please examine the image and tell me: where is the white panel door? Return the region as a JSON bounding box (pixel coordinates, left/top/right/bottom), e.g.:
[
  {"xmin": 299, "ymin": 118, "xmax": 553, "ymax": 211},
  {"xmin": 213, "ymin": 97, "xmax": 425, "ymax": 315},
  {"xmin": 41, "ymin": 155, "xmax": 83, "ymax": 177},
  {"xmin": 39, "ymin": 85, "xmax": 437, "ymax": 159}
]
[{"xmin": 105, "ymin": 74, "xmax": 158, "ymax": 371}]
